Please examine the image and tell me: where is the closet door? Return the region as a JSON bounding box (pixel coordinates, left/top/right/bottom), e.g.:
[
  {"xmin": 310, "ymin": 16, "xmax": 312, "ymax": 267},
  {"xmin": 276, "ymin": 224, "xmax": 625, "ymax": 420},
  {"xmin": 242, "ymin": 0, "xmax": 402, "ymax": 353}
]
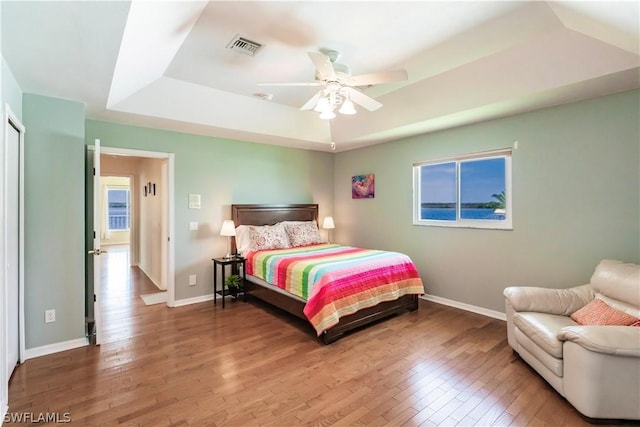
[{"xmin": 6, "ymin": 118, "xmax": 22, "ymax": 378}]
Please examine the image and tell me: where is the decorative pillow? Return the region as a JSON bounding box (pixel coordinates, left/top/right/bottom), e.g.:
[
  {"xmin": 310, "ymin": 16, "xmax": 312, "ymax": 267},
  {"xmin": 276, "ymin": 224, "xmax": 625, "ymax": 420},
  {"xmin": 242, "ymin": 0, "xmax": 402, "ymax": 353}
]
[
  {"xmin": 248, "ymin": 224, "xmax": 289, "ymax": 251},
  {"xmin": 283, "ymin": 221, "xmax": 323, "ymax": 247},
  {"xmin": 631, "ymin": 319, "xmax": 640, "ymax": 327},
  {"xmin": 570, "ymin": 298, "xmax": 640, "ymax": 326}
]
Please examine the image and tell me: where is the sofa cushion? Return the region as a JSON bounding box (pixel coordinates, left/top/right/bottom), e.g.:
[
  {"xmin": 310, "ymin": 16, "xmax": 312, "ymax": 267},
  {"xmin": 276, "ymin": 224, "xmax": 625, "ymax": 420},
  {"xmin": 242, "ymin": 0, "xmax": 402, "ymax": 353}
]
[
  {"xmin": 504, "ymin": 285, "xmax": 593, "ymax": 316},
  {"xmin": 558, "ymin": 326, "xmax": 640, "ymax": 357},
  {"xmin": 570, "ymin": 298, "xmax": 639, "ymax": 326},
  {"xmin": 514, "ymin": 312, "xmax": 577, "ymax": 358},
  {"xmin": 515, "ymin": 327, "xmax": 565, "ymax": 378},
  {"xmin": 590, "ymin": 260, "xmax": 640, "ymax": 307}
]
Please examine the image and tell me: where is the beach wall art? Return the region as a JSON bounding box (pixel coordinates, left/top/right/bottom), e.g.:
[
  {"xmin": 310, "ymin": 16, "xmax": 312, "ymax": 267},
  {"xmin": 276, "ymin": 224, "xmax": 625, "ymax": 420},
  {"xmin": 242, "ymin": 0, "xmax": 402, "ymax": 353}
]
[{"xmin": 352, "ymin": 174, "xmax": 375, "ymax": 199}]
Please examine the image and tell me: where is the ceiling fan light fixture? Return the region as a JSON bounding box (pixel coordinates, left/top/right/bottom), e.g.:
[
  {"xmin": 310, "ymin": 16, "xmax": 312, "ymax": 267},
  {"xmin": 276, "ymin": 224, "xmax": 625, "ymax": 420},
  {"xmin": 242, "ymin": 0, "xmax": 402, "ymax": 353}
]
[
  {"xmin": 263, "ymin": 50, "xmax": 407, "ymax": 118},
  {"xmin": 339, "ymin": 99, "xmax": 356, "ymax": 115},
  {"xmin": 319, "ymin": 110, "xmax": 336, "ymax": 120},
  {"xmin": 314, "ymin": 97, "xmax": 331, "ymax": 113}
]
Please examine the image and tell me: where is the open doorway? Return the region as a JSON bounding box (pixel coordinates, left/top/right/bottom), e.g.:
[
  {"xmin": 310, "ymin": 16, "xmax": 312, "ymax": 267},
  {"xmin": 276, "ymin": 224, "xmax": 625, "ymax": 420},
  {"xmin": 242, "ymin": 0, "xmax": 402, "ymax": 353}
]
[
  {"xmin": 100, "ymin": 156, "xmax": 167, "ymax": 342},
  {"xmin": 86, "ymin": 146, "xmax": 174, "ymax": 345},
  {"xmin": 98, "ymin": 174, "xmax": 161, "ymax": 341}
]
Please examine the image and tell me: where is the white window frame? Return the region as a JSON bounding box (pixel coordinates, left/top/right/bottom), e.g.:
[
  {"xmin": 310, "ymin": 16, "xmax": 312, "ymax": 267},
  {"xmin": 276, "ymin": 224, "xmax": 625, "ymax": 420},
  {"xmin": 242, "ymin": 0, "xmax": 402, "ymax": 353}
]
[
  {"xmin": 413, "ymin": 148, "xmax": 513, "ymax": 230},
  {"xmin": 106, "ymin": 187, "xmax": 130, "ymax": 231}
]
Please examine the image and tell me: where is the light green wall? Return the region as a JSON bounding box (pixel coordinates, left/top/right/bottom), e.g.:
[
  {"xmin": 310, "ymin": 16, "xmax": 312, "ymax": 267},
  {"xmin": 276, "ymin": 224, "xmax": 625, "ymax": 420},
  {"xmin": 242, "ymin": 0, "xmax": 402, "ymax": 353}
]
[
  {"xmin": 85, "ymin": 120, "xmax": 334, "ymax": 300},
  {"xmin": 334, "ymin": 90, "xmax": 640, "ymax": 313},
  {"xmin": 2, "ymin": 58, "xmax": 21, "ymax": 120},
  {"xmin": 23, "ymin": 93, "xmax": 86, "ymax": 348}
]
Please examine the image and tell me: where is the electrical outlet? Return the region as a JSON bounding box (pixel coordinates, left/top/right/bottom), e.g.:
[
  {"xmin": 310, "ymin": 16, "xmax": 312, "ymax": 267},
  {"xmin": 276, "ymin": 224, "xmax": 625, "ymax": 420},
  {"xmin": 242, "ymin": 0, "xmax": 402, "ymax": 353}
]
[
  {"xmin": 189, "ymin": 221, "xmax": 198, "ymax": 230},
  {"xmin": 45, "ymin": 309, "xmax": 56, "ymax": 323},
  {"xmin": 189, "ymin": 275, "xmax": 197, "ymax": 286}
]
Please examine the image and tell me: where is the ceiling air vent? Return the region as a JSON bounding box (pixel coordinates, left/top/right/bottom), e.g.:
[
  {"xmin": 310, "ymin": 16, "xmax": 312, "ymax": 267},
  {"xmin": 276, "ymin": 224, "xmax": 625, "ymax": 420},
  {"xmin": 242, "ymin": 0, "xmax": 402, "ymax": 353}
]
[{"xmin": 226, "ymin": 35, "xmax": 263, "ymax": 57}]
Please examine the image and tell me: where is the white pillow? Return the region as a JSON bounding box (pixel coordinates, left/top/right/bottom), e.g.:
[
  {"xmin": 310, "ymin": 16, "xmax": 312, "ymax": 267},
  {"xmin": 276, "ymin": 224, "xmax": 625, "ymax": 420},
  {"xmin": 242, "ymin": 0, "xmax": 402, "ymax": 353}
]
[{"xmin": 235, "ymin": 225, "xmax": 251, "ymax": 255}]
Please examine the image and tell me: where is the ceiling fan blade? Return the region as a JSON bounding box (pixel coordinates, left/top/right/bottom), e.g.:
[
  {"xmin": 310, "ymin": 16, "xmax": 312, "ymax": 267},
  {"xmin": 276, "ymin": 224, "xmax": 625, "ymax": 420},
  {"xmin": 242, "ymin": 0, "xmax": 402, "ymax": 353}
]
[
  {"xmin": 342, "ymin": 69, "xmax": 408, "ymax": 87},
  {"xmin": 308, "ymin": 52, "xmax": 337, "ymax": 81},
  {"xmin": 344, "ymin": 87, "xmax": 383, "ymax": 112},
  {"xmin": 300, "ymin": 90, "xmax": 323, "ymax": 111},
  {"xmin": 258, "ymin": 82, "xmax": 322, "ymax": 87}
]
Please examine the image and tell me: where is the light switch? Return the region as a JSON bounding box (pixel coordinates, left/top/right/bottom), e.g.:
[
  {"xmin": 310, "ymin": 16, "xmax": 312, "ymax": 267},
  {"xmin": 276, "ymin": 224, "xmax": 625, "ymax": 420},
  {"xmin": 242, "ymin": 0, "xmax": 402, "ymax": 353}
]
[{"xmin": 189, "ymin": 221, "xmax": 199, "ymax": 231}]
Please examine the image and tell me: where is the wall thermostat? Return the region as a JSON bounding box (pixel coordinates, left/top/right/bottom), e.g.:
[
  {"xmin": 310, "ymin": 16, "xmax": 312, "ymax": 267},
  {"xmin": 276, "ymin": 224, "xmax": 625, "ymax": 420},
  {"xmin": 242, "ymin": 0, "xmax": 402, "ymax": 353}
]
[{"xmin": 188, "ymin": 193, "xmax": 201, "ymax": 209}]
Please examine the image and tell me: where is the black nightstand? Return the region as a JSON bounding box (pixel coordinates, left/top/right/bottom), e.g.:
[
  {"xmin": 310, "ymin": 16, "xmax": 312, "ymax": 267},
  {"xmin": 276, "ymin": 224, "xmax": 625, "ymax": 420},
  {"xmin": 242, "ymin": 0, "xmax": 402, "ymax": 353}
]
[{"xmin": 212, "ymin": 256, "xmax": 247, "ymax": 308}]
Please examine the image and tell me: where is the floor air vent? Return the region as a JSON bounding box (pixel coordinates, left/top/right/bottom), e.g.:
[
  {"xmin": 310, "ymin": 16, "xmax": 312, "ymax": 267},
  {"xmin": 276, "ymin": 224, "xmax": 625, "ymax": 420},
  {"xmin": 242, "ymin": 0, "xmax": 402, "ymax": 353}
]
[{"xmin": 226, "ymin": 35, "xmax": 263, "ymax": 56}]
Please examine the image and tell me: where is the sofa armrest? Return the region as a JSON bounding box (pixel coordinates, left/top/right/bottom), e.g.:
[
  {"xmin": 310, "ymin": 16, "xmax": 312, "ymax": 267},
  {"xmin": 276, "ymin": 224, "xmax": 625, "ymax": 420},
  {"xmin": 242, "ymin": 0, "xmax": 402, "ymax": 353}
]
[
  {"xmin": 503, "ymin": 284, "xmax": 593, "ymax": 315},
  {"xmin": 558, "ymin": 326, "xmax": 640, "ymax": 357}
]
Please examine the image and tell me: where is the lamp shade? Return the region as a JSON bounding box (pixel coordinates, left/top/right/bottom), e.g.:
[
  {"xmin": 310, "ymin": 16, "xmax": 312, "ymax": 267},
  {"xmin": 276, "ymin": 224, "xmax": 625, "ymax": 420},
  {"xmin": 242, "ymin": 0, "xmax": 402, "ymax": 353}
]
[
  {"xmin": 314, "ymin": 97, "xmax": 331, "ymax": 113},
  {"xmin": 322, "ymin": 216, "xmax": 335, "ymax": 229},
  {"xmin": 219, "ymin": 220, "xmax": 236, "ymax": 236},
  {"xmin": 319, "ymin": 110, "xmax": 336, "ymax": 120},
  {"xmin": 339, "ymin": 99, "xmax": 356, "ymax": 115}
]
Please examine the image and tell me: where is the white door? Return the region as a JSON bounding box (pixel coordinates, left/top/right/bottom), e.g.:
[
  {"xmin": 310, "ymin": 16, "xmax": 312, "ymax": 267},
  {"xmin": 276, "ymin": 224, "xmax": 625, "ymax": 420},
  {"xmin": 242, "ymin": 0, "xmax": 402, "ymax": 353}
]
[
  {"xmin": 89, "ymin": 139, "xmax": 102, "ymax": 345},
  {"xmin": 161, "ymin": 159, "xmax": 168, "ymax": 290},
  {"xmin": 6, "ymin": 115, "xmax": 23, "ymax": 378}
]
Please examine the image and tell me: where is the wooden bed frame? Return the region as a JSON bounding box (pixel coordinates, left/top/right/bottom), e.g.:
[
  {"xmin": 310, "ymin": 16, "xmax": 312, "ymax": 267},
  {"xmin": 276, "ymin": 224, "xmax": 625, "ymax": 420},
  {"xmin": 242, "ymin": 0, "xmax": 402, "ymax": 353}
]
[{"xmin": 231, "ymin": 203, "xmax": 419, "ymax": 344}]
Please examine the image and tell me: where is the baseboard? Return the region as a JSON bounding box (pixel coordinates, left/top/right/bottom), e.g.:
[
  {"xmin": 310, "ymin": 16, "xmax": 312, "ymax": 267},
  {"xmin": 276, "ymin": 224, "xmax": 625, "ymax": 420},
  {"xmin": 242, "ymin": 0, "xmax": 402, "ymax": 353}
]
[
  {"xmin": 24, "ymin": 337, "xmax": 89, "ymax": 360},
  {"xmin": 173, "ymin": 293, "xmax": 214, "ymax": 307},
  {"xmin": 170, "ymin": 292, "xmax": 506, "ymax": 320},
  {"xmin": 137, "ymin": 265, "xmax": 164, "ymax": 291},
  {"xmin": 421, "ymin": 294, "xmax": 506, "ymax": 321}
]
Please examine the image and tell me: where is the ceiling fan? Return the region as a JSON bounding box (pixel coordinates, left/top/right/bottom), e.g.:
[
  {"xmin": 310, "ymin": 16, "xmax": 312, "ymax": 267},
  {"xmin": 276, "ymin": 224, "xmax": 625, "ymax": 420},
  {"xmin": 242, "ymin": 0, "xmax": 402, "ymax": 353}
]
[{"xmin": 259, "ymin": 50, "xmax": 408, "ymax": 119}]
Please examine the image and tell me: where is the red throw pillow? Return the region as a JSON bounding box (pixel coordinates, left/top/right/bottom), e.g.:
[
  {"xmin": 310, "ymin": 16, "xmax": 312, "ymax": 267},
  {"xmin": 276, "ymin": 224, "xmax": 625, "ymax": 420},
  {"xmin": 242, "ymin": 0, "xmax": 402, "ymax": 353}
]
[{"xmin": 570, "ymin": 298, "xmax": 639, "ymax": 326}]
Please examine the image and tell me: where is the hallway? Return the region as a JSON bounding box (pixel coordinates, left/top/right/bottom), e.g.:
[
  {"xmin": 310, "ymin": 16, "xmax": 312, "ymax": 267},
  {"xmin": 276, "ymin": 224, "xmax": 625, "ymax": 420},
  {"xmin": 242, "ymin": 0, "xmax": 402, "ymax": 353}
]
[{"xmin": 99, "ymin": 245, "xmax": 165, "ymax": 343}]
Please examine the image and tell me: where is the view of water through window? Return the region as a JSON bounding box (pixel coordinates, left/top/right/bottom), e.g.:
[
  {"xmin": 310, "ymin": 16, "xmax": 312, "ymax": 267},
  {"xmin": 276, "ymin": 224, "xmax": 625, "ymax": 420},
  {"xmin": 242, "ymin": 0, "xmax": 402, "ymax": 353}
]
[
  {"xmin": 108, "ymin": 188, "xmax": 130, "ymax": 230},
  {"xmin": 419, "ymin": 156, "xmax": 506, "ymax": 222}
]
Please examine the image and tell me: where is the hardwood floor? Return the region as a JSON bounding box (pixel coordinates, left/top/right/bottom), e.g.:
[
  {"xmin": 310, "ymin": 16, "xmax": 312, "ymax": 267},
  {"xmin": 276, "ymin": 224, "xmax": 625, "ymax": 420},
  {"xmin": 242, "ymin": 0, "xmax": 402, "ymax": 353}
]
[
  {"xmin": 7, "ymin": 251, "xmax": 628, "ymax": 426},
  {"xmin": 97, "ymin": 245, "xmax": 164, "ymax": 343}
]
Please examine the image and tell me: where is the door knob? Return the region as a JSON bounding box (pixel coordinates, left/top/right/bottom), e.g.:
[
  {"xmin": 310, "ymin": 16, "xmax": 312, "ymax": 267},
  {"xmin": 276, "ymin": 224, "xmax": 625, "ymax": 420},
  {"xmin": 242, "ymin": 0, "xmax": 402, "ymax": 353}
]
[{"xmin": 88, "ymin": 248, "xmax": 107, "ymax": 255}]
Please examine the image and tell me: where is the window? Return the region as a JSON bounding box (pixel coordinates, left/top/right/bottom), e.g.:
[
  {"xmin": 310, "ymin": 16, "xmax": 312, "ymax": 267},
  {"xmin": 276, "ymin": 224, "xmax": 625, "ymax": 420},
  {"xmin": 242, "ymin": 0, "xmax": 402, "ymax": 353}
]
[
  {"xmin": 107, "ymin": 188, "xmax": 130, "ymax": 230},
  {"xmin": 413, "ymin": 148, "xmax": 512, "ymax": 229}
]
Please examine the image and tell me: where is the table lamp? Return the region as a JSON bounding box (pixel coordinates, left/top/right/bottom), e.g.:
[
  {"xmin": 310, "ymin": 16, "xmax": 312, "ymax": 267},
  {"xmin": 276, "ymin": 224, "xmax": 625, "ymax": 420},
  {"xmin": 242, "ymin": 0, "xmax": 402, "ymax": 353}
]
[
  {"xmin": 219, "ymin": 220, "xmax": 236, "ymax": 258},
  {"xmin": 322, "ymin": 216, "xmax": 335, "ymax": 243}
]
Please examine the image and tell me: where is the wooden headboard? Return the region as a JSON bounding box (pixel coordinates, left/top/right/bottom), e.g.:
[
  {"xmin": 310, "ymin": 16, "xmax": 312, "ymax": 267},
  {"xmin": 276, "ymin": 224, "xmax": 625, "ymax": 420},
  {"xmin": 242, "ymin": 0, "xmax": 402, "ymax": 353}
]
[{"xmin": 230, "ymin": 204, "xmax": 318, "ymax": 253}]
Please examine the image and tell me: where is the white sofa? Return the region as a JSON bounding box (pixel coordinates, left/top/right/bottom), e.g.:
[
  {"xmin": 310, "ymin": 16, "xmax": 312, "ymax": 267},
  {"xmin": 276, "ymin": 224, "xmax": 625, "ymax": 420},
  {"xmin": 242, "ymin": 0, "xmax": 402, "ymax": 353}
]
[{"xmin": 504, "ymin": 259, "xmax": 640, "ymax": 420}]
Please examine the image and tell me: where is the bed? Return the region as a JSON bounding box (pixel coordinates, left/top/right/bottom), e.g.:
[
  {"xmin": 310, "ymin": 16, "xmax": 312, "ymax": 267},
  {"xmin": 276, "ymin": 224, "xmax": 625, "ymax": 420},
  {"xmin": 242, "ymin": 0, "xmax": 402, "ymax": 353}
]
[{"xmin": 231, "ymin": 204, "xmax": 424, "ymax": 344}]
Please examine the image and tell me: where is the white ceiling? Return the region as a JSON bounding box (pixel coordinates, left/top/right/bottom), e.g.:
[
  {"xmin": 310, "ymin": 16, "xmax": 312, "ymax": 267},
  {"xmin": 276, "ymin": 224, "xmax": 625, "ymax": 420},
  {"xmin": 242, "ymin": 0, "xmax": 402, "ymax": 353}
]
[{"xmin": 2, "ymin": 1, "xmax": 638, "ymax": 152}]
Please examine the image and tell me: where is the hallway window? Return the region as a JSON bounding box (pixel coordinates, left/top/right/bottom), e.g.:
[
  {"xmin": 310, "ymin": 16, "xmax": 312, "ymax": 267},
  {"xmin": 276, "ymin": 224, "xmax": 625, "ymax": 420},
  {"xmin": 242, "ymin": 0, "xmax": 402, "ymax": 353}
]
[{"xmin": 107, "ymin": 188, "xmax": 130, "ymax": 230}]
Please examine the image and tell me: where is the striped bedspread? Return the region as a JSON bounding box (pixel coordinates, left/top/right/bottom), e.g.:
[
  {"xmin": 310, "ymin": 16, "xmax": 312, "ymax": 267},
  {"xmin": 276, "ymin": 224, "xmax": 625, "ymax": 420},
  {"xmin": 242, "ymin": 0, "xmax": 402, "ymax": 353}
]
[{"xmin": 246, "ymin": 244, "xmax": 424, "ymax": 335}]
